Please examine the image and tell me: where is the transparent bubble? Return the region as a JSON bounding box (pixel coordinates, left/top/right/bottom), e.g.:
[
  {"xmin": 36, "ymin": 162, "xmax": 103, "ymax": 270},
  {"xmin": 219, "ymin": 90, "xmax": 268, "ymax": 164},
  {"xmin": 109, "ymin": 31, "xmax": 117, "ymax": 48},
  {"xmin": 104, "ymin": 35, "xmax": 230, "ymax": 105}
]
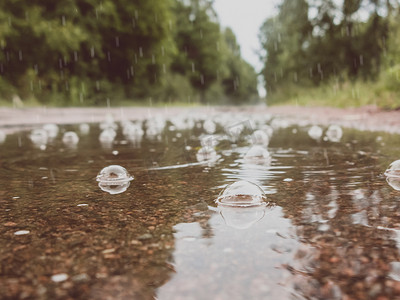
[
  {"xmin": 219, "ymin": 205, "xmax": 266, "ymax": 229},
  {"xmin": 96, "ymin": 165, "xmax": 134, "ymax": 183},
  {"xmin": 200, "ymin": 135, "xmax": 218, "ymax": 148},
  {"xmin": 43, "ymin": 123, "xmax": 59, "ymax": 138},
  {"xmin": 79, "ymin": 123, "xmax": 90, "ymax": 135},
  {"xmin": 30, "ymin": 129, "xmax": 48, "ymax": 146},
  {"xmin": 203, "ymin": 119, "xmax": 216, "ymax": 134},
  {"xmin": 123, "ymin": 122, "xmax": 144, "ymax": 138},
  {"xmin": 216, "ymin": 180, "xmax": 267, "ymax": 207},
  {"xmin": 196, "ymin": 146, "xmax": 217, "ymax": 162},
  {"xmin": 0, "ymin": 130, "xmax": 6, "ymax": 144},
  {"xmin": 251, "ymin": 130, "xmax": 270, "ymax": 146},
  {"xmin": 326, "ymin": 125, "xmax": 343, "ymax": 142},
  {"xmin": 99, "ymin": 128, "xmax": 117, "ymax": 143},
  {"xmin": 98, "ymin": 181, "xmax": 131, "ymax": 194},
  {"xmin": 260, "ymin": 124, "xmax": 274, "ymax": 139},
  {"xmin": 62, "ymin": 131, "xmax": 79, "ymax": 146},
  {"xmin": 385, "ymin": 160, "xmax": 400, "ymax": 178},
  {"xmin": 308, "ymin": 125, "xmax": 323, "ymax": 140},
  {"xmin": 244, "ymin": 145, "xmax": 271, "ymax": 165}
]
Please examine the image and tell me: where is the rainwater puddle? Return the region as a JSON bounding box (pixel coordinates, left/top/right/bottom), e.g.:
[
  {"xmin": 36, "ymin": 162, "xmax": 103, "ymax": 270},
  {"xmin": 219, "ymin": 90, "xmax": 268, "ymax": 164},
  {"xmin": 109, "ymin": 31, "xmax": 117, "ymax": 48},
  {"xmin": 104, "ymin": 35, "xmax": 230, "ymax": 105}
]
[{"xmin": 1, "ymin": 113, "xmax": 400, "ymax": 299}]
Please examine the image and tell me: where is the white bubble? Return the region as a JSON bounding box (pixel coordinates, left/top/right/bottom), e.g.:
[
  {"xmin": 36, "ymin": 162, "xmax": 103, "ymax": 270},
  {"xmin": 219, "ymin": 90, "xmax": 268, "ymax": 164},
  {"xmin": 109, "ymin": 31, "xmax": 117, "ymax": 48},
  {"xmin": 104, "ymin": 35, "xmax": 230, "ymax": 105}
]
[
  {"xmin": 326, "ymin": 125, "xmax": 343, "ymax": 142},
  {"xmin": 96, "ymin": 165, "xmax": 133, "ymax": 183},
  {"xmin": 30, "ymin": 129, "xmax": 48, "ymax": 147},
  {"xmin": 244, "ymin": 145, "xmax": 271, "ymax": 165},
  {"xmin": 216, "ymin": 180, "xmax": 267, "ymax": 207},
  {"xmin": 99, "ymin": 128, "xmax": 116, "ymax": 143},
  {"xmin": 79, "ymin": 123, "xmax": 90, "ymax": 135},
  {"xmin": 62, "ymin": 131, "xmax": 79, "ymax": 146},
  {"xmin": 43, "ymin": 123, "xmax": 59, "ymax": 138},
  {"xmin": 200, "ymin": 135, "xmax": 218, "ymax": 148},
  {"xmin": 196, "ymin": 146, "xmax": 217, "ymax": 162},
  {"xmin": 385, "ymin": 160, "xmax": 400, "ymax": 178},
  {"xmin": 251, "ymin": 130, "xmax": 270, "ymax": 146},
  {"xmin": 98, "ymin": 181, "xmax": 131, "ymax": 194},
  {"xmin": 308, "ymin": 125, "xmax": 323, "ymax": 140},
  {"xmin": 203, "ymin": 119, "xmax": 216, "ymax": 134}
]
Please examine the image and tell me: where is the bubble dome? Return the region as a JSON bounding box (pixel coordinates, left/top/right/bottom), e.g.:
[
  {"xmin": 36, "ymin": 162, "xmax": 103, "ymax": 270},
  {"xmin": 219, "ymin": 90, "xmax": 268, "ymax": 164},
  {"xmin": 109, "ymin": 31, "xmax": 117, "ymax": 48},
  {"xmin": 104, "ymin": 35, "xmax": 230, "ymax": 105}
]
[
  {"xmin": 384, "ymin": 160, "xmax": 400, "ymax": 178},
  {"xmin": 62, "ymin": 131, "xmax": 79, "ymax": 146},
  {"xmin": 196, "ymin": 146, "xmax": 217, "ymax": 162},
  {"xmin": 308, "ymin": 125, "xmax": 323, "ymax": 140},
  {"xmin": 96, "ymin": 165, "xmax": 134, "ymax": 183},
  {"xmin": 325, "ymin": 124, "xmax": 343, "ymax": 142},
  {"xmin": 98, "ymin": 181, "xmax": 131, "ymax": 195},
  {"xmin": 244, "ymin": 145, "xmax": 271, "ymax": 165},
  {"xmin": 216, "ymin": 180, "xmax": 267, "ymax": 207},
  {"xmin": 251, "ymin": 130, "xmax": 270, "ymax": 146}
]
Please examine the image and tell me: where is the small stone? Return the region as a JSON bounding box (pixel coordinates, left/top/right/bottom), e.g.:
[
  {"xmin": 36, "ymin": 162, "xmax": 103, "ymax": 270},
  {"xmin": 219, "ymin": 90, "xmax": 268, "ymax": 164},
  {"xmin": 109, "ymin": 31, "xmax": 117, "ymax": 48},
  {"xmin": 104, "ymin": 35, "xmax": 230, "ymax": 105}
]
[
  {"xmin": 72, "ymin": 273, "xmax": 90, "ymax": 283},
  {"xmin": 51, "ymin": 273, "xmax": 68, "ymax": 283},
  {"xmin": 138, "ymin": 233, "xmax": 153, "ymax": 240},
  {"xmin": 4, "ymin": 222, "xmax": 17, "ymax": 227},
  {"xmin": 14, "ymin": 230, "xmax": 30, "ymax": 235}
]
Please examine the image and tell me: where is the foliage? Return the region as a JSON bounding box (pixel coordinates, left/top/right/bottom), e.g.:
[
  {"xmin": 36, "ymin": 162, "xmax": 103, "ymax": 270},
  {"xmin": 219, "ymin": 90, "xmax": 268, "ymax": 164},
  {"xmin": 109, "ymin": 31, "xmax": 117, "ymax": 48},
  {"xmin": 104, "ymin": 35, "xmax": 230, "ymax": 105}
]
[{"xmin": 0, "ymin": 0, "xmax": 259, "ymax": 106}]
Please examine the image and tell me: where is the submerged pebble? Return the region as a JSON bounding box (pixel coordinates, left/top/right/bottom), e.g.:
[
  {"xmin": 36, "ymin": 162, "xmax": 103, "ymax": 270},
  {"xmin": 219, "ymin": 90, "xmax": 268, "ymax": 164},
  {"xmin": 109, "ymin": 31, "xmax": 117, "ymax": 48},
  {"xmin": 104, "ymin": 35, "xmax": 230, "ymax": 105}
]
[{"xmin": 216, "ymin": 180, "xmax": 267, "ymax": 207}]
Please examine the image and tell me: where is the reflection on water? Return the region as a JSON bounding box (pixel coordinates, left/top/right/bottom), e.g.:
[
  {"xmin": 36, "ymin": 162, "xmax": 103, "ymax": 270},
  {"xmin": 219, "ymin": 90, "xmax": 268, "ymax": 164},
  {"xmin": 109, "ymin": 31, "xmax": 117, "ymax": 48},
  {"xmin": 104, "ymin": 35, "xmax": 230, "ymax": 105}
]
[{"xmin": 1, "ymin": 113, "xmax": 400, "ymax": 299}]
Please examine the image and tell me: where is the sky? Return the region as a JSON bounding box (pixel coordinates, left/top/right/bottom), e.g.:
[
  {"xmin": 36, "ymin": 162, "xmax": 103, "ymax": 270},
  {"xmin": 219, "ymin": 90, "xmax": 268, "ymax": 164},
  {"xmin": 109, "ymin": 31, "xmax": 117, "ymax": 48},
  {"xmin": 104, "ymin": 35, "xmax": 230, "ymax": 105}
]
[{"xmin": 213, "ymin": 0, "xmax": 279, "ymax": 97}]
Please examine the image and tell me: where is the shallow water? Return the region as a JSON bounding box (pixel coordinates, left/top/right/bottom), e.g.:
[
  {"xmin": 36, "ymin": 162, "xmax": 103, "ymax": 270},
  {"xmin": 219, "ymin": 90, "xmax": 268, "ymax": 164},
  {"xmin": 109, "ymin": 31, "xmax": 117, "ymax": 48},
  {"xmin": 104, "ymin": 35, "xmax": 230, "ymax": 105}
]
[{"xmin": 1, "ymin": 117, "xmax": 400, "ymax": 299}]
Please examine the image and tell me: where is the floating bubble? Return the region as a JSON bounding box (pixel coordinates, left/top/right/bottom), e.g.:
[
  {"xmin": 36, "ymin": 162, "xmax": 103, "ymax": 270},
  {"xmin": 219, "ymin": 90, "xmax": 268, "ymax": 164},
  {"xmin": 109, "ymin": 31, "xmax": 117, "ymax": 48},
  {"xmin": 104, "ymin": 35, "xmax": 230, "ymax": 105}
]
[
  {"xmin": 79, "ymin": 123, "xmax": 90, "ymax": 135},
  {"xmin": 308, "ymin": 125, "xmax": 323, "ymax": 140},
  {"xmin": 244, "ymin": 145, "xmax": 271, "ymax": 165},
  {"xmin": 384, "ymin": 160, "xmax": 400, "ymax": 178},
  {"xmin": 62, "ymin": 131, "xmax": 79, "ymax": 146},
  {"xmin": 203, "ymin": 119, "xmax": 216, "ymax": 134},
  {"xmin": 96, "ymin": 165, "xmax": 134, "ymax": 183},
  {"xmin": 326, "ymin": 125, "xmax": 343, "ymax": 142},
  {"xmin": 99, "ymin": 128, "xmax": 117, "ymax": 144},
  {"xmin": 219, "ymin": 205, "xmax": 266, "ymax": 229},
  {"xmin": 30, "ymin": 128, "xmax": 48, "ymax": 147},
  {"xmin": 216, "ymin": 180, "xmax": 267, "ymax": 207},
  {"xmin": 385, "ymin": 160, "xmax": 400, "ymax": 190},
  {"xmin": 43, "ymin": 123, "xmax": 59, "ymax": 138},
  {"xmin": 123, "ymin": 122, "xmax": 143, "ymax": 138},
  {"xmin": 196, "ymin": 146, "xmax": 217, "ymax": 162},
  {"xmin": 251, "ymin": 130, "xmax": 270, "ymax": 146},
  {"xmin": 98, "ymin": 181, "xmax": 131, "ymax": 194},
  {"xmin": 0, "ymin": 130, "xmax": 6, "ymax": 144},
  {"xmin": 200, "ymin": 135, "xmax": 218, "ymax": 148}
]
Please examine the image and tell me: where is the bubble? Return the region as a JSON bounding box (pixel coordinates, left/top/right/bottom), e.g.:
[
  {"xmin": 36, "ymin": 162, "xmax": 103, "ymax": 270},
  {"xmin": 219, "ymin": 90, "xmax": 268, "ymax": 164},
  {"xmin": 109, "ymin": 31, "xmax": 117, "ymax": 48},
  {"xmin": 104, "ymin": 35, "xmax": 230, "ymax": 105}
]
[
  {"xmin": 79, "ymin": 123, "xmax": 90, "ymax": 135},
  {"xmin": 251, "ymin": 130, "xmax": 270, "ymax": 146},
  {"xmin": 96, "ymin": 165, "xmax": 134, "ymax": 183},
  {"xmin": 30, "ymin": 129, "xmax": 48, "ymax": 147},
  {"xmin": 325, "ymin": 125, "xmax": 343, "ymax": 142},
  {"xmin": 385, "ymin": 160, "xmax": 400, "ymax": 190},
  {"xmin": 308, "ymin": 125, "xmax": 323, "ymax": 140},
  {"xmin": 43, "ymin": 123, "xmax": 59, "ymax": 138},
  {"xmin": 96, "ymin": 165, "xmax": 134, "ymax": 194},
  {"xmin": 62, "ymin": 131, "xmax": 79, "ymax": 146},
  {"xmin": 219, "ymin": 205, "xmax": 266, "ymax": 229},
  {"xmin": 384, "ymin": 160, "xmax": 400, "ymax": 178},
  {"xmin": 196, "ymin": 146, "xmax": 217, "ymax": 162},
  {"xmin": 0, "ymin": 130, "xmax": 6, "ymax": 144},
  {"xmin": 99, "ymin": 128, "xmax": 117, "ymax": 144},
  {"xmin": 216, "ymin": 180, "xmax": 267, "ymax": 207},
  {"xmin": 200, "ymin": 135, "xmax": 218, "ymax": 148},
  {"xmin": 244, "ymin": 145, "xmax": 271, "ymax": 165},
  {"xmin": 203, "ymin": 119, "xmax": 216, "ymax": 134}
]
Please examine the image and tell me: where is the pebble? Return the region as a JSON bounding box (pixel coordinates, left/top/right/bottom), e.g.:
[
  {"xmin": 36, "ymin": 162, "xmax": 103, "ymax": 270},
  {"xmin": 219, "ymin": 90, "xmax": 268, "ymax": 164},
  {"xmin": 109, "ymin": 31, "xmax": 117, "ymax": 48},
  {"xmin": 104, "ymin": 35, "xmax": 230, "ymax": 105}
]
[
  {"xmin": 51, "ymin": 273, "xmax": 68, "ymax": 283},
  {"xmin": 14, "ymin": 230, "xmax": 30, "ymax": 236}
]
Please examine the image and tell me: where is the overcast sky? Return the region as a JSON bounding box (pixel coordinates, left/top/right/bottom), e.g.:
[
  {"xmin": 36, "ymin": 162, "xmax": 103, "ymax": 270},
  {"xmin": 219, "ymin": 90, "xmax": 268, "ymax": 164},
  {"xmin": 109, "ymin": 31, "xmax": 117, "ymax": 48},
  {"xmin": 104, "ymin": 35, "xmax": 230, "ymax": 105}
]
[{"xmin": 213, "ymin": 0, "xmax": 279, "ymax": 73}]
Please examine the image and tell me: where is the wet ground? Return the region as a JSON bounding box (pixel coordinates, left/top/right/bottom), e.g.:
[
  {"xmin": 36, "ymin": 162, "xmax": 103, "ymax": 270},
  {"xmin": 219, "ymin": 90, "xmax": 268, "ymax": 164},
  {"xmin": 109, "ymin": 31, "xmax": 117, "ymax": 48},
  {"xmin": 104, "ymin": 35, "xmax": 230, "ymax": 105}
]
[{"xmin": 1, "ymin": 110, "xmax": 400, "ymax": 299}]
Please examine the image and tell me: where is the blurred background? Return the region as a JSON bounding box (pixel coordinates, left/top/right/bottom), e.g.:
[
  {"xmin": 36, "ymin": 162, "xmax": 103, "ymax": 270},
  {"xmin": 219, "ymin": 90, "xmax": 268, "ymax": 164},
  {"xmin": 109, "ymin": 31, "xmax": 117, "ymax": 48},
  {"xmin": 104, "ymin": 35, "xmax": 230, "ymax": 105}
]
[{"xmin": 0, "ymin": 0, "xmax": 399, "ymax": 108}]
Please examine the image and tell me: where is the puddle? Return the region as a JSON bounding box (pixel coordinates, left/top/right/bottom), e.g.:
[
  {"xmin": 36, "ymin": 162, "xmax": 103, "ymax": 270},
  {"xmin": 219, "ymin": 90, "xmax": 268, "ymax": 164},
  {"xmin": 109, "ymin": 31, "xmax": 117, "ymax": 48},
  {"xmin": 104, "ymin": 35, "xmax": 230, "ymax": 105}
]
[{"xmin": 1, "ymin": 114, "xmax": 400, "ymax": 299}]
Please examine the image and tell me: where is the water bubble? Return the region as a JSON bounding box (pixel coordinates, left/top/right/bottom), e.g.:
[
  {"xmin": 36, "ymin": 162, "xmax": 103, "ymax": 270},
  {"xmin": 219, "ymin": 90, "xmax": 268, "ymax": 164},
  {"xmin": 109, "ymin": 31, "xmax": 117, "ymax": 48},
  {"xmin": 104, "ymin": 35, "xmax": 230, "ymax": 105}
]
[
  {"xmin": 43, "ymin": 123, "xmax": 59, "ymax": 138},
  {"xmin": 219, "ymin": 205, "xmax": 266, "ymax": 229},
  {"xmin": 96, "ymin": 165, "xmax": 134, "ymax": 194},
  {"xmin": 308, "ymin": 125, "xmax": 323, "ymax": 140},
  {"xmin": 325, "ymin": 125, "xmax": 343, "ymax": 142},
  {"xmin": 251, "ymin": 130, "xmax": 270, "ymax": 146},
  {"xmin": 200, "ymin": 135, "xmax": 218, "ymax": 148},
  {"xmin": 99, "ymin": 128, "xmax": 117, "ymax": 144},
  {"xmin": 203, "ymin": 119, "xmax": 216, "ymax": 134},
  {"xmin": 79, "ymin": 123, "xmax": 90, "ymax": 135},
  {"xmin": 62, "ymin": 131, "xmax": 79, "ymax": 146},
  {"xmin": 244, "ymin": 145, "xmax": 271, "ymax": 165},
  {"xmin": 196, "ymin": 146, "xmax": 218, "ymax": 162},
  {"xmin": 30, "ymin": 129, "xmax": 48, "ymax": 147},
  {"xmin": 385, "ymin": 160, "xmax": 400, "ymax": 178},
  {"xmin": 216, "ymin": 180, "xmax": 267, "ymax": 207},
  {"xmin": 96, "ymin": 165, "xmax": 134, "ymax": 183},
  {"xmin": 0, "ymin": 130, "xmax": 6, "ymax": 144}
]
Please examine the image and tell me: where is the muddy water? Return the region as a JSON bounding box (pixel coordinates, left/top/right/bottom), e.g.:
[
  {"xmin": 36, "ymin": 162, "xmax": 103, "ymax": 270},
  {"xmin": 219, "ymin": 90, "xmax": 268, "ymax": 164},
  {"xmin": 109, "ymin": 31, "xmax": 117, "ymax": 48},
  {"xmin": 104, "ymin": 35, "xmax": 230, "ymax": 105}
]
[{"xmin": 1, "ymin": 118, "xmax": 400, "ymax": 299}]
